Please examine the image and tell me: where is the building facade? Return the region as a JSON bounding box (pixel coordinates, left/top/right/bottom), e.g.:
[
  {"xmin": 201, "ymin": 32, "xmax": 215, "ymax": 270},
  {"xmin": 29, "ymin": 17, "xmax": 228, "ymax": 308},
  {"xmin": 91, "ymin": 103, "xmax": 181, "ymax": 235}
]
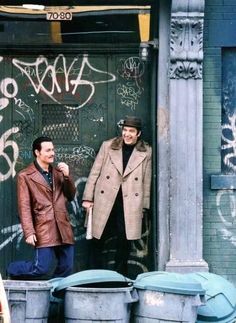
[{"xmin": 1, "ymin": 0, "xmax": 236, "ymax": 285}]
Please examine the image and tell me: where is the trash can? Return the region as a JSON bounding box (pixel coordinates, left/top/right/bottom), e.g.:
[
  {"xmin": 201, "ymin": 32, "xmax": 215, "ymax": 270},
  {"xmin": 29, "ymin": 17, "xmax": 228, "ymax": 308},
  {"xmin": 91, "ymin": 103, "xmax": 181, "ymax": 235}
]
[
  {"xmin": 48, "ymin": 277, "xmax": 64, "ymax": 323},
  {"xmin": 3, "ymin": 280, "xmax": 51, "ymax": 323},
  {"xmin": 53, "ymin": 269, "xmax": 138, "ymax": 323},
  {"xmin": 188, "ymin": 272, "xmax": 236, "ymax": 322},
  {"xmin": 133, "ymin": 271, "xmax": 205, "ymax": 323}
]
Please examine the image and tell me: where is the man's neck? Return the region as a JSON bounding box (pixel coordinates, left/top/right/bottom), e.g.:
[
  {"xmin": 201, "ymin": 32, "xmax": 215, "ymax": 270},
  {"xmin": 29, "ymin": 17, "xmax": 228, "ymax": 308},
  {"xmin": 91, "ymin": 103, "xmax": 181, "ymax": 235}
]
[{"xmin": 36, "ymin": 159, "xmax": 49, "ymax": 172}]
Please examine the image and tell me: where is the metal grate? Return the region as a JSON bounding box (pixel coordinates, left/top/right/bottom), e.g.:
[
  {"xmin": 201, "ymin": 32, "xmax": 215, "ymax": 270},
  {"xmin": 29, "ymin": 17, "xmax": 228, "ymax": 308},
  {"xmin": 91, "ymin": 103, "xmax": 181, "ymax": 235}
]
[{"xmin": 41, "ymin": 104, "xmax": 80, "ymax": 144}]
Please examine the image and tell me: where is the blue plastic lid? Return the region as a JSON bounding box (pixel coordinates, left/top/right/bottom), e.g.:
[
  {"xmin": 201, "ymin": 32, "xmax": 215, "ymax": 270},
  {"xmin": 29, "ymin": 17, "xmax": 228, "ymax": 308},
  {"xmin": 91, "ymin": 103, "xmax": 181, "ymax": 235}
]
[
  {"xmin": 188, "ymin": 273, "xmax": 236, "ymax": 322},
  {"xmin": 48, "ymin": 277, "xmax": 64, "ymax": 293},
  {"xmin": 53, "ymin": 269, "xmax": 132, "ymax": 296},
  {"xmin": 48, "ymin": 277, "xmax": 64, "ymax": 302},
  {"xmin": 134, "ymin": 271, "xmax": 205, "ymax": 295}
]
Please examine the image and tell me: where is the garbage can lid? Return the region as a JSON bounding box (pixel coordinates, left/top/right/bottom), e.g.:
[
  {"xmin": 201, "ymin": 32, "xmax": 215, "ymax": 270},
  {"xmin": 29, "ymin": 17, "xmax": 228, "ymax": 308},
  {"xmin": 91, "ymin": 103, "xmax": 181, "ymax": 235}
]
[
  {"xmin": 53, "ymin": 269, "xmax": 132, "ymax": 297},
  {"xmin": 134, "ymin": 271, "xmax": 205, "ymax": 295},
  {"xmin": 48, "ymin": 277, "xmax": 64, "ymax": 293},
  {"xmin": 188, "ymin": 273, "xmax": 236, "ymax": 322}
]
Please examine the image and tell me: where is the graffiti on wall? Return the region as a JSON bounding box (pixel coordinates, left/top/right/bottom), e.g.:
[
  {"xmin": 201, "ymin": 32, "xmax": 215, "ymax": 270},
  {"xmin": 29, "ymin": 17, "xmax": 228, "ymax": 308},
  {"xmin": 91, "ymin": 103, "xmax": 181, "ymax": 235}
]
[
  {"xmin": 0, "ymin": 53, "xmax": 117, "ymax": 181},
  {"xmin": 219, "ymin": 52, "xmax": 236, "ymax": 241},
  {"xmin": 0, "ymin": 87, "xmax": 19, "ymax": 182},
  {"xmin": 13, "ymin": 54, "xmax": 116, "ymax": 108},
  {"xmin": 117, "ymin": 57, "xmax": 145, "ymax": 111},
  {"xmin": 216, "ymin": 190, "xmax": 236, "ymax": 246},
  {"xmin": 221, "ymin": 114, "xmax": 236, "ymax": 172},
  {"xmin": 222, "ymin": 50, "xmax": 236, "ymax": 172}
]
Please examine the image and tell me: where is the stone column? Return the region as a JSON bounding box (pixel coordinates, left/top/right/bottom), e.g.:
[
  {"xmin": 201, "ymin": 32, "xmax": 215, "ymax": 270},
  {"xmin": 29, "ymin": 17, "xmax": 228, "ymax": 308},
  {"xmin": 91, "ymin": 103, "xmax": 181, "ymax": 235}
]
[{"xmin": 165, "ymin": 0, "xmax": 208, "ymax": 272}]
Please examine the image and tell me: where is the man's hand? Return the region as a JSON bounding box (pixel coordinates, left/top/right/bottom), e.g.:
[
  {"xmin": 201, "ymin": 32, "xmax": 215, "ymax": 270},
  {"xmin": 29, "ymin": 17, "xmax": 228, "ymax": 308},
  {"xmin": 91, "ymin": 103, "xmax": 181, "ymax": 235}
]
[
  {"xmin": 26, "ymin": 234, "xmax": 37, "ymax": 246},
  {"xmin": 82, "ymin": 200, "xmax": 94, "ymax": 209},
  {"xmin": 57, "ymin": 162, "xmax": 69, "ymax": 177}
]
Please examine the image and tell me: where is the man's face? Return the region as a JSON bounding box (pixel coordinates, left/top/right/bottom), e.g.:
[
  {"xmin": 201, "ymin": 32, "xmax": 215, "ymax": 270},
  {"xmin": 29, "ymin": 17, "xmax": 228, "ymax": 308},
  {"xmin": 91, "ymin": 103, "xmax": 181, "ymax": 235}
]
[
  {"xmin": 122, "ymin": 126, "xmax": 141, "ymax": 145},
  {"xmin": 35, "ymin": 141, "xmax": 55, "ymax": 166}
]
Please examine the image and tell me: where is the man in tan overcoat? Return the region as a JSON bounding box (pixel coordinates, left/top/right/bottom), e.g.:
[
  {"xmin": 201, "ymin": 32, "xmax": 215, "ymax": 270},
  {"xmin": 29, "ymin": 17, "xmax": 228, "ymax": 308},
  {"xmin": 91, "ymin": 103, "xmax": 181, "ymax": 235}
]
[
  {"xmin": 7, "ymin": 136, "xmax": 76, "ymax": 279},
  {"xmin": 82, "ymin": 116, "xmax": 152, "ymax": 276}
]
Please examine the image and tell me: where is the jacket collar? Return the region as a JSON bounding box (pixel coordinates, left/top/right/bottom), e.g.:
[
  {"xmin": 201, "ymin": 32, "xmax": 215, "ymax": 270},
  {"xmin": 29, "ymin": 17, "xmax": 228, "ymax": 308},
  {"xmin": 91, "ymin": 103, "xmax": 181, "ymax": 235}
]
[
  {"xmin": 25, "ymin": 163, "xmax": 55, "ymax": 190},
  {"xmin": 109, "ymin": 139, "xmax": 148, "ymax": 177},
  {"xmin": 110, "ymin": 136, "xmax": 148, "ymax": 152}
]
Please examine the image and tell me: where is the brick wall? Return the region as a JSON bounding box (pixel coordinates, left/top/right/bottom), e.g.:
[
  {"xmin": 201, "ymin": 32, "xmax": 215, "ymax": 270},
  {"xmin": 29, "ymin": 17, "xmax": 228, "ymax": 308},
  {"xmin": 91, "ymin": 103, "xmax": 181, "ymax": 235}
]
[{"xmin": 204, "ymin": 0, "xmax": 236, "ymax": 284}]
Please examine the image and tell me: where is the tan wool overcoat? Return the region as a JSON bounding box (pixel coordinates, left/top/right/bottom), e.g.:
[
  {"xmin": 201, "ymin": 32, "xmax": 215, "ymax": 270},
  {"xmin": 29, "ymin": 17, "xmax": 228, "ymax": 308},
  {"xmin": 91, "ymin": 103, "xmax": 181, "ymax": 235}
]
[
  {"xmin": 82, "ymin": 137, "xmax": 152, "ymax": 240},
  {"xmin": 17, "ymin": 163, "xmax": 76, "ymax": 248}
]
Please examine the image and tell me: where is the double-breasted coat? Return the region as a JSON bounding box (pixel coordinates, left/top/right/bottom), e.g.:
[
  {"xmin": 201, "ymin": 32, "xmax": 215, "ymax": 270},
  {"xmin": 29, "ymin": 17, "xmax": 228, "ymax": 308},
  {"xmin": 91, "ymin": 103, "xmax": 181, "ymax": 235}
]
[
  {"xmin": 17, "ymin": 163, "xmax": 76, "ymax": 248},
  {"xmin": 82, "ymin": 137, "xmax": 152, "ymax": 240}
]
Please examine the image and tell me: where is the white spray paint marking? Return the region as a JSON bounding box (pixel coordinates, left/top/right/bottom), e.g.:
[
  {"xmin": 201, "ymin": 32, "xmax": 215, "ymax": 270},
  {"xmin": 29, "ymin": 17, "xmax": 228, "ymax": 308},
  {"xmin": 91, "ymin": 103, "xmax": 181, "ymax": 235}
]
[
  {"xmin": 0, "ymin": 78, "xmax": 18, "ymax": 98},
  {"xmin": 216, "ymin": 190, "xmax": 236, "ymax": 246},
  {"xmin": 13, "ymin": 54, "xmax": 116, "ymax": 108},
  {"xmin": 222, "ymin": 114, "xmax": 236, "ymax": 171},
  {"xmin": 0, "ymin": 127, "xmax": 20, "ymax": 181},
  {"xmin": 117, "ymin": 56, "xmax": 145, "ymax": 110},
  {"xmin": 0, "ymin": 224, "xmax": 23, "ymax": 250}
]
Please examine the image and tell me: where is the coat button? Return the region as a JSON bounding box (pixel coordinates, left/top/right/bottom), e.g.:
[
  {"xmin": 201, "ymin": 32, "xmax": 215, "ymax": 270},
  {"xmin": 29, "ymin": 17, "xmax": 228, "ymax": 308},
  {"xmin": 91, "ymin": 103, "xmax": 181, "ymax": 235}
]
[
  {"xmin": 135, "ymin": 193, "xmax": 139, "ymax": 196},
  {"xmin": 135, "ymin": 177, "xmax": 138, "ymax": 181},
  {"xmin": 101, "ymin": 190, "xmax": 104, "ymax": 194},
  {"xmin": 106, "ymin": 176, "xmax": 110, "ymax": 179}
]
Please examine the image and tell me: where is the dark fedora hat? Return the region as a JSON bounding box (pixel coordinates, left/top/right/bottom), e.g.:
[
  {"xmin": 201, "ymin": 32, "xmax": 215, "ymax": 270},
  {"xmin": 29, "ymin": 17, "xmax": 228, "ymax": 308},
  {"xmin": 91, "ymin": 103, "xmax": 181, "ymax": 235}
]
[{"xmin": 121, "ymin": 116, "xmax": 142, "ymax": 129}]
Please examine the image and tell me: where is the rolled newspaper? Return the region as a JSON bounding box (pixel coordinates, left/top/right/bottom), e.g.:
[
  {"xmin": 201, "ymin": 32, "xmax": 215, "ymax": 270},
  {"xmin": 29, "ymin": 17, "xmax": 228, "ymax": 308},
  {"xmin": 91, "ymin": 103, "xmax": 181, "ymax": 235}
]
[{"xmin": 85, "ymin": 207, "xmax": 93, "ymax": 240}]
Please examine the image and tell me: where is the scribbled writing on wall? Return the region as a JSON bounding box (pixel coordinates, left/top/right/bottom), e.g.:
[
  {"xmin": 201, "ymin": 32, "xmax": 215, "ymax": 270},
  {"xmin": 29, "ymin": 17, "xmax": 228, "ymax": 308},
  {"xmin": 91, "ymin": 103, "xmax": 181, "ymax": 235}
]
[
  {"xmin": 216, "ymin": 190, "xmax": 236, "ymax": 246},
  {"xmin": 0, "ymin": 224, "xmax": 23, "ymax": 251},
  {"xmin": 13, "ymin": 54, "xmax": 116, "ymax": 108},
  {"xmin": 222, "ymin": 114, "xmax": 236, "ymax": 172},
  {"xmin": 222, "ymin": 51, "xmax": 236, "ymax": 172},
  {"xmin": 117, "ymin": 57, "xmax": 145, "ymax": 111},
  {"xmin": 0, "ymin": 93, "xmax": 19, "ymax": 182}
]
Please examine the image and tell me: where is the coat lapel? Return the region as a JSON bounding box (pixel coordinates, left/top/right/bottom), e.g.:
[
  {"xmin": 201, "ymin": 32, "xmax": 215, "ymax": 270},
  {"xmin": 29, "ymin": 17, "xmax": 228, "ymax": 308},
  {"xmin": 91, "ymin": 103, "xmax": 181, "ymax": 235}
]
[
  {"xmin": 108, "ymin": 149, "xmax": 123, "ymax": 175},
  {"xmin": 26, "ymin": 163, "xmax": 52, "ymax": 190},
  {"xmin": 123, "ymin": 148, "xmax": 147, "ymax": 177}
]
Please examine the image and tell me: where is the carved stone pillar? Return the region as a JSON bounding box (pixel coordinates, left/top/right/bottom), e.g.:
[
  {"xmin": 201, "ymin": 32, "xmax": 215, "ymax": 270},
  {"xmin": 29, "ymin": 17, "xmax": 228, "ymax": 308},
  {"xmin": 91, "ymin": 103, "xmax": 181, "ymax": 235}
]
[{"xmin": 165, "ymin": 0, "xmax": 208, "ymax": 272}]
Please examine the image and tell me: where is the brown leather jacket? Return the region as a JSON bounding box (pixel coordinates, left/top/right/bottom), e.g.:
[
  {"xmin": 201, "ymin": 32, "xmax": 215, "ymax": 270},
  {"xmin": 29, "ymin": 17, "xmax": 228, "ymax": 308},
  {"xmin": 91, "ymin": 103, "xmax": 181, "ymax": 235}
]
[{"xmin": 17, "ymin": 163, "xmax": 76, "ymax": 248}]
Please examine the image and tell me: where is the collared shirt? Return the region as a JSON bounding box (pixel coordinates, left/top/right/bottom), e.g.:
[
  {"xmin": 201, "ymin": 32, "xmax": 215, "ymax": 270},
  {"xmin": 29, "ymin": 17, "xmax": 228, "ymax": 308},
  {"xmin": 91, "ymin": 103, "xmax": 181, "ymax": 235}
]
[{"xmin": 34, "ymin": 160, "xmax": 53, "ymax": 188}]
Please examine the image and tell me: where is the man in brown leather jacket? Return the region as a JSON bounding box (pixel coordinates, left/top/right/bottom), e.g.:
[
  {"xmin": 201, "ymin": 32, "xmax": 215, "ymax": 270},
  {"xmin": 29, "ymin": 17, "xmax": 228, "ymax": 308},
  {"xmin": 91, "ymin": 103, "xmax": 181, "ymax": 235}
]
[{"xmin": 7, "ymin": 136, "xmax": 76, "ymax": 279}]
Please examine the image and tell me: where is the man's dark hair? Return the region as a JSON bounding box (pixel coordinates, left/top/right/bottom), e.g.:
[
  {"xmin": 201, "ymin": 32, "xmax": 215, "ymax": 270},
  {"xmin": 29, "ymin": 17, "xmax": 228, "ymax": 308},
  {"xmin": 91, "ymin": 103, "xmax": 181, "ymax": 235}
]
[{"xmin": 32, "ymin": 136, "xmax": 53, "ymax": 157}]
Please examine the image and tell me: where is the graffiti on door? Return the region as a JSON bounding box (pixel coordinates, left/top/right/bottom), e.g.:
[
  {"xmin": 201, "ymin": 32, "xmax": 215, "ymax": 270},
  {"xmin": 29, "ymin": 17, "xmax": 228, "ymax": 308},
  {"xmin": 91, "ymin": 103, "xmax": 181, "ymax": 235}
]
[
  {"xmin": 13, "ymin": 54, "xmax": 116, "ymax": 108},
  {"xmin": 117, "ymin": 56, "xmax": 145, "ymax": 111}
]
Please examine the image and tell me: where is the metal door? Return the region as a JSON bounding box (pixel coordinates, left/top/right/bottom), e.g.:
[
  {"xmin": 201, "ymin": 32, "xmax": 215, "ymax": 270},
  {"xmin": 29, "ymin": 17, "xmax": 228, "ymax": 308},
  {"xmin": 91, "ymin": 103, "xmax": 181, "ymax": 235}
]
[{"xmin": 0, "ymin": 51, "xmax": 153, "ymax": 278}]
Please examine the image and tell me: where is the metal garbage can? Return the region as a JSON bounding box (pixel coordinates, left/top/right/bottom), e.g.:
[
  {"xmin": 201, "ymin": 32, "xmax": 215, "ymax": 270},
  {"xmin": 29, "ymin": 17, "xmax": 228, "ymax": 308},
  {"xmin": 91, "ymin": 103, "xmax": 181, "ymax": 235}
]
[
  {"xmin": 53, "ymin": 269, "xmax": 138, "ymax": 323},
  {"xmin": 133, "ymin": 271, "xmax": 205, "ymax": 323},
  {"xmin": 3, "ymin": 280, "xmax": 51, "ymax": 323},
  {"xmin": 48, "ymin": 277, "xmax": 64, "ymax": 323},
  {"xmin": 188, "ymin": 272, "xmax": 236, "ymax": 323}
]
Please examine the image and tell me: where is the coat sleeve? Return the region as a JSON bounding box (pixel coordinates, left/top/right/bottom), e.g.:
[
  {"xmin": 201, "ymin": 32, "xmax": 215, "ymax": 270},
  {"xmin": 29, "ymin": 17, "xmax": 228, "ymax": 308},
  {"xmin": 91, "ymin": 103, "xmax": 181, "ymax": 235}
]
[
  {"xmin": 63, "ymin": 175, "xmax": 76, "ymax": 201},
  {"xmin": 17, "ymin": 173, "xmax": 36, "ymax": 240},
  {"xmin": 82, "ymin": 141, "xmax": 106, "ymax": 202},
  {"xmin": 143, "ymin": 146, "xmax": 152, "ymax": 209}
]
